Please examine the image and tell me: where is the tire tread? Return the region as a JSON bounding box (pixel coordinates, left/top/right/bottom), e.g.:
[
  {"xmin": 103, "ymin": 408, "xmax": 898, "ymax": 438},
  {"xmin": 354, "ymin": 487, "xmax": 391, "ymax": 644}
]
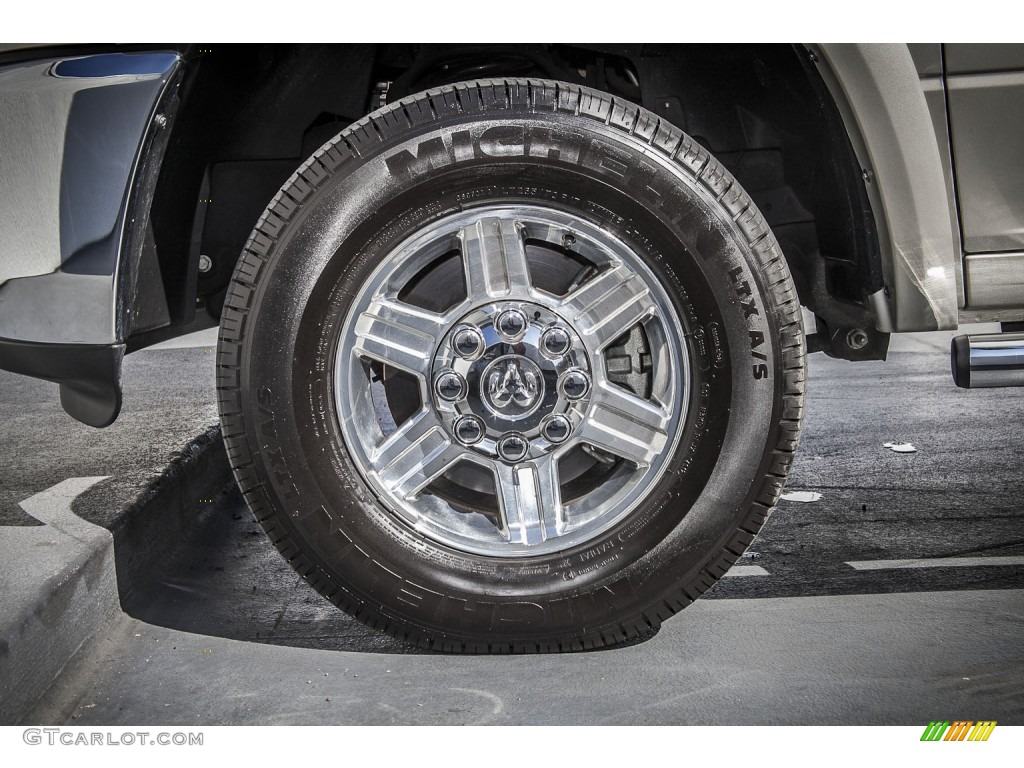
[{"xmin": 217, "ymin": 78, "xmax": 806, "ymax": 654}]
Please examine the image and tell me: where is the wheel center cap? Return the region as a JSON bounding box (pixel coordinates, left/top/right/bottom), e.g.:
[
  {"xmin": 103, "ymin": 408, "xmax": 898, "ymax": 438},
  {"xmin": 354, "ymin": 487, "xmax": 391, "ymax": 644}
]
[
  {"xmin": 430, "ymin": 300, "xmax": 593, "ymax": 453},
  {"xmin": 482, "ymin": 355, "xmax": 544, "ymax": 417}
]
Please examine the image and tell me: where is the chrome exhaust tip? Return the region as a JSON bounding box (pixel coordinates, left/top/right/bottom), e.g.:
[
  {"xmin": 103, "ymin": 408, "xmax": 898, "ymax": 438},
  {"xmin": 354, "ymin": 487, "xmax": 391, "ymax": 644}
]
[{"xmin": 951, "ymin": 332, "xmax": 1024, "ymax": 388}]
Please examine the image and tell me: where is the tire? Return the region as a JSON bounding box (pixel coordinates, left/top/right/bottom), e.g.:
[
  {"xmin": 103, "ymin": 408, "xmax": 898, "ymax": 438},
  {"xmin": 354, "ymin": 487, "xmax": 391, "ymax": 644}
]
[{"xmin": 217, "ymin": 78, "xmax": 805, "ymax": 652}]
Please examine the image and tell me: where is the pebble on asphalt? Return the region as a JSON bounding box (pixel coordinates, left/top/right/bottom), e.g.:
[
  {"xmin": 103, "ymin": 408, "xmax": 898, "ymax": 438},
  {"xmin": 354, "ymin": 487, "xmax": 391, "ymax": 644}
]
[
  {"xmin": 780, "ymin": 491, "xmax": 823, "ymax": 503},
  {"xmin": 883, "ymin": 441, "xmax": 918, "ymax": 453}
]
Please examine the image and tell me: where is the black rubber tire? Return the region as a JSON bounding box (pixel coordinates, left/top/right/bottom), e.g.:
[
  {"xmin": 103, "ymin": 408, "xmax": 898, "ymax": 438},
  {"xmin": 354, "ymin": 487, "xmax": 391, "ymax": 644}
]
[{"xmin": 217, "ymin": 78, "xmax": 805, "ymax": 653}]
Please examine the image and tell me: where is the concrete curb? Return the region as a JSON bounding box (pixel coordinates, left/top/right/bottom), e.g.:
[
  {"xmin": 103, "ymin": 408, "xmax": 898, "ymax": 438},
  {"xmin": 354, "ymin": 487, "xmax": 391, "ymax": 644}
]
[
  {"xmin": 0, "ymin": 426, "xmax": 229, "ymax": 724},
  {"xmin": 104, "ymin": 425, "xmax": 230, "ymax": 605}
]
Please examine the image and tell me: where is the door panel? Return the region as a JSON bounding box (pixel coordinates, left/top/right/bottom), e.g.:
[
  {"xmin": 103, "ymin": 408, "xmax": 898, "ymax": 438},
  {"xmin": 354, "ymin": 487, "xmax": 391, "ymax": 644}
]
[
  {"xmin": 946, "ymin": 44, "xmax": 1024, "ymax": 75},
  {"xmin": 945, "ymin": 44, "xmax": 1024, "ymax": 255}
]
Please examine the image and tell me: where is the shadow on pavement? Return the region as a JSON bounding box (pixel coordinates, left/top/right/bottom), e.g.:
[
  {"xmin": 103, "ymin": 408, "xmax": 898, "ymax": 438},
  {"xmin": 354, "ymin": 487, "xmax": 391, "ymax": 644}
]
[{"xmin": 119, "ymin": 483, "xmax": 659, "ymax": 655}]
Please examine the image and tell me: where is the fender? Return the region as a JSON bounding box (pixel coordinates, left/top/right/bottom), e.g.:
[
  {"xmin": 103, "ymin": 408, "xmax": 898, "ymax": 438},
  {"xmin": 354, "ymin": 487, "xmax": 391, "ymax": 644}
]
[
  {"xmin": 0, "ymin": 51, "xmax": 181, "ymax": 425},
  {"xmin": 811, "ymin": 43, "xmax": 960, "ymax": 332}
]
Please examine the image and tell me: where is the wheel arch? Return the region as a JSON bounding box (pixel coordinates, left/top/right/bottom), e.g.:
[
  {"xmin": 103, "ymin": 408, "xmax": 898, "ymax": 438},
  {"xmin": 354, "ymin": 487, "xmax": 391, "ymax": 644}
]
[
  {"xmin": 143, "ymin": 45, "xmax": 902, "ymax": 358},
  {"xmin": 811, "ymin": 43, "xmax": 960, "ymax": 333}
]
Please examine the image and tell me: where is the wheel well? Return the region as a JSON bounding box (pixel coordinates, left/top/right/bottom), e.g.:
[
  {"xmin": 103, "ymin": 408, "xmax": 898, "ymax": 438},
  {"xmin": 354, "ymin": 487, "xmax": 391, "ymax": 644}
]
[{"xmin": 136, "ymin": 43, "xmax": 885, "ymax": 359}]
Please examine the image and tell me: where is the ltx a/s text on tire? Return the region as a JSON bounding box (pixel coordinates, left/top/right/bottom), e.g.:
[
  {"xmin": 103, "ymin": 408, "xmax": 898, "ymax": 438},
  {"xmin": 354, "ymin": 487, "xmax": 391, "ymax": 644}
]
[{"xmin": 217, "ymin": 78, "xmax": 805, "ymax": 652}]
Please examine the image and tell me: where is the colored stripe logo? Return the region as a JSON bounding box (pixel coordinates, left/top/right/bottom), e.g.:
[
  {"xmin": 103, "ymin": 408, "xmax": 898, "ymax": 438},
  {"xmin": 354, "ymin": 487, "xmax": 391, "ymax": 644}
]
[{"xmin": 920, "ymin": 721, "xmax": 997, "ymax": 741}]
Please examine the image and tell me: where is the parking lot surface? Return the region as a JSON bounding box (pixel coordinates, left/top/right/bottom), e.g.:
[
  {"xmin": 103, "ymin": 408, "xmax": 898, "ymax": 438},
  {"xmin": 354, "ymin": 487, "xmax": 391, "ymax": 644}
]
[{"xmin": 3, "ymin": 326, "xmax": 1022, "ymax": 725}]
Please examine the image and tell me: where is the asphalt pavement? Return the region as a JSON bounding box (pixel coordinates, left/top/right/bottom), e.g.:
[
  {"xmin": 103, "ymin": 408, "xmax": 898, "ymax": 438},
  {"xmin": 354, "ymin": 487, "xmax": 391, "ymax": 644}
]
[
  {"xmin": 3, "ymin": 325, "xmax": 1023, "ymax": 724},
  {"xmin": 0, "ymin": 327, "xmax": 221, "ymax": 528}
]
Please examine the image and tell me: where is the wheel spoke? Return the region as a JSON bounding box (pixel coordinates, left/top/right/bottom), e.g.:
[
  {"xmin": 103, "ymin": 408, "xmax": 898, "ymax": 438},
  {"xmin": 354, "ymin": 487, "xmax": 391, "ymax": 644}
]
[
  {"xmin": 493, "ymin": 455, "xmax": 563, "ymax": 546},
  {"xmin": 352, "ymin": 297, "xmax": 446, "ymax": 377},
  {"xmin": 560, "ymin": 266, "xmax": 657, "ymax": 351},
  {"xmin": 578, "ymin": 381, "xmax": 670, "ymax": 467},
  {"xmin": 372, "ymin": 409, "xmax": 463, "ymax": 500},
  {"xmin": 461, "ymin": 217, "xmax": 532, "ymax": 300},
  {"xmin": 336, "ymin": 205, "xmax": 690, "ymax": 556}
]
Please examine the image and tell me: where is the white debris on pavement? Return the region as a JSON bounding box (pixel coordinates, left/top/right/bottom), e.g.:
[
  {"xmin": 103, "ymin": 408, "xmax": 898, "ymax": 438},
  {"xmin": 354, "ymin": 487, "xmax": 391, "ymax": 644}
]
[
  {"xmin": 883, "ymin": 441, "xmax": 918, "ymax": 453},
  {"xmin": 780, "ymin": 491, "xmax": 822, "ymax": 503}
]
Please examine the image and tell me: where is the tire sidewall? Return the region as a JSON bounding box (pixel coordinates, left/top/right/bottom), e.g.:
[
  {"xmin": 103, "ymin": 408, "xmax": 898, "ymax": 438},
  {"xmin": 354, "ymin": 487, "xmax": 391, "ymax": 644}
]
[{"xmin": 234, "ymin": 106, "xmax": 784, "ymax": 640}]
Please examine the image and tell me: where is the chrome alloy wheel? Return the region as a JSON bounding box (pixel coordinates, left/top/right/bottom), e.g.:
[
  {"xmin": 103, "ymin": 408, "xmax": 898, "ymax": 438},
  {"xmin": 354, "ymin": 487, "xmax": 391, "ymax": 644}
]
[{"xmin": 335, "ymin": 205, "xmax": 689, "ymax": 557}]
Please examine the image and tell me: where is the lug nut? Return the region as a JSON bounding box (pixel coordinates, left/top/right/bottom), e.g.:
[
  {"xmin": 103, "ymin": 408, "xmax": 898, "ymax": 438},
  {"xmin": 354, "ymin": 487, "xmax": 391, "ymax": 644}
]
[
  {"xmin": 453, "ymin": 416, "xmax": 484, "ymax": 445},
  {"xmin": 452, "ymin": 326, "xmax": 484, "ymax": 359},
  {"xmin": 497, "ymin": 433, "xmax": 529, "ymax": 462},
  {"xmin": 495, "ymin": 308, "xmax": 528, "ymax": 342},
  {"xmin": 559, "ymin": 369, "xmax": 591, "ymax": 400},
  {"xmin": 541, "ymin": 415, "xmax": 572, "ymax": 444},
  {"xmin": 434, "ymin": 371, "xmax": 467, "ymax": 402},
  {"xmin": 541, "ymin": 326, "xmax": 571, "ymax": 357}
]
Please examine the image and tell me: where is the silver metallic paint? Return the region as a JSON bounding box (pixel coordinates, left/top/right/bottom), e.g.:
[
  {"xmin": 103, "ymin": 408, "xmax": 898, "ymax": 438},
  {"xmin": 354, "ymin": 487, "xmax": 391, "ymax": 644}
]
[
  {"xmin": 963, "ymin": 252, "xmax": 1024, "ymax": 309},
  {"xmin": 947, "ymin": 71, "xmax": 1024, "ymax": 255},
  {"xmin": 0, "ymin": 52, "xmax": 180, "ymax": 345},
  {"xmin": 945, "ymin": 44, "xmax": 1024, "ymax": 75},
  {"xmin": 920, "ymin": 74, "xmax": 966, "ymax": 308}
]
